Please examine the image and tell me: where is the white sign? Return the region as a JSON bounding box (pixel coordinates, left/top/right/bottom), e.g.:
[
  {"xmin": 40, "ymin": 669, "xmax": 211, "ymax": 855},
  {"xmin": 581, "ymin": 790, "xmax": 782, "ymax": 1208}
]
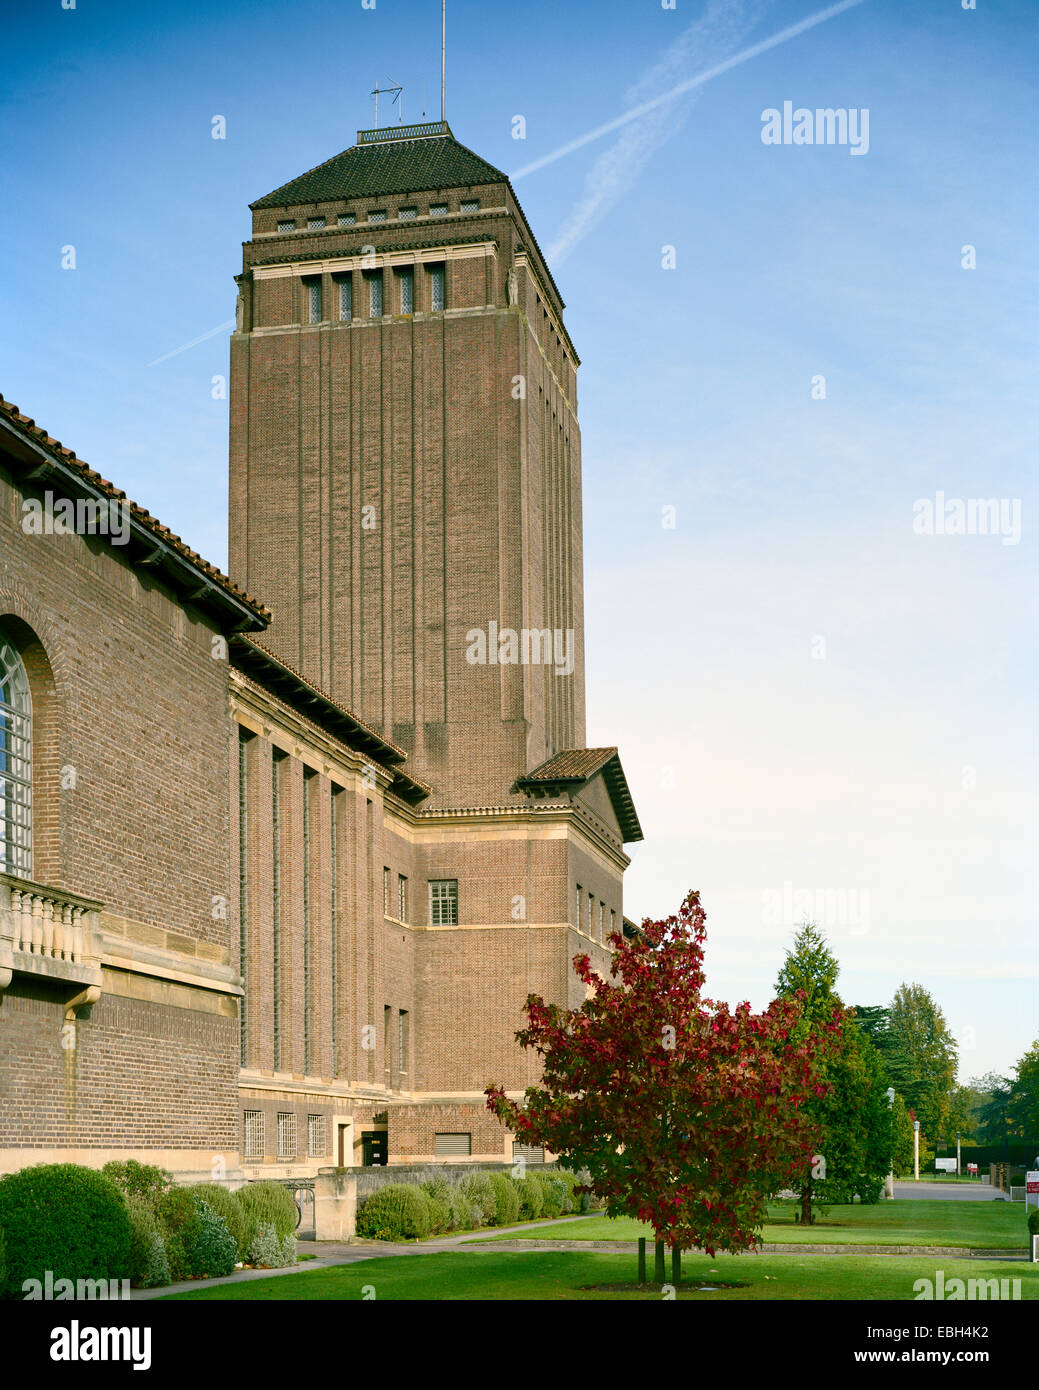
[
  {"xmin": 934, "ymin": 1158, "xmax": 957, "ymax": 1174},
  {"xmin": 1026, "ymin": 1171, "xmax": 1039, "ymax": 1210}
]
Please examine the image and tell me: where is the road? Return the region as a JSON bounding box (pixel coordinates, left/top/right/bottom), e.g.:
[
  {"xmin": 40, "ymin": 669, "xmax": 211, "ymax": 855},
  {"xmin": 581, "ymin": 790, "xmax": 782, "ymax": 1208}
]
[{"xmin": 892, "ymin": 1181, "xmax": 1010, "ymax": 1202}]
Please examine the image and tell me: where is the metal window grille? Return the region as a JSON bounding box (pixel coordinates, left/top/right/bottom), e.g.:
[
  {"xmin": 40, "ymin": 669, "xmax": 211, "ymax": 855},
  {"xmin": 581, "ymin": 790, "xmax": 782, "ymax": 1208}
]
[
  {"xmin": 397, "ymin": 874, "xmax": 407, "ymax": 922},
  {"xmin": 337, "ymin": 276, "xmax": 352, "ymax": 321},
  {"xmin": 512, "ymin": 1141, "xmax": 545, "ymax": 1163},
  {"xmin": 368, "ymin": 209, "xmax": 387, "ymax": 222},
  {"xmin": 398, "ymin": 268, "xmax": 413, "ymax": 314},
  {"xmin": 277, "ymin": 1112, "xmax": 296, "ymax": 1159},
  {"xmin": 435, "ymin": 1133, "xmax": 471, "ymax": 1157},
  {"xmin": 460, "ymin": 200, "xmax": 479, "ymax": 213},
  {"xmin": 277, "ymin": 220, "xmax": 296, "ymax": 231},
  {"xmin": 429, "ymin": 203, "xmax": 447, "ymax": 217},
  {"xmin": 429, "ymin": 879, "xmax": 457, "ymax": 926},
  {"xmin": 307, "ymin": 280, "xmax": 322, "ymax": 324},
  {"xmin": 369, "ymin": 274, "xmax": 382, "ymax": 317},
  {"xmin": 338, "ymin": 212, "xmax": 356, "ymax": 226},
  {"xmin": 0, "ymin": 642, "xmax": 32, "ymax": 878},
  {"xmin": 243, "ymin": 1110, "xmax": 265, "ymax": 1159},
  {"xmin": 308, "ymin": 217, "xmax": 325, "ymax": 229},
  {"xmin": 399, "ymin": 207, "xmax": 417, "ymax": 221},
  {"xmin": 383, "ymin": 866, "xmax": 391, "ymax": 915},
  {"xmin": 307, "ymin": 1114, "xmax": 325, "ymax": 1157},
  {"xmin": 429, "ymin": 265, "xmax": 444, "ymax": 312},
  {"xmin": 575, "ymin": 884, "xmax": 581, "ymax": 929}
]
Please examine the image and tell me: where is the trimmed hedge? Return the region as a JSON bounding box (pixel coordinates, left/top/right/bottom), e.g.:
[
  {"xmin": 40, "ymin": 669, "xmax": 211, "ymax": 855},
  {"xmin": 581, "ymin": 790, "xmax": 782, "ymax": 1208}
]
[
  {"xmin": 460, "ymin": 1173, "xmax": 497, "ymax": 1227},
  {"xmin": 489, "ymin": 1172, "xmax": 521, "ymax": 1226},
  {"xmin": 183, "ymin": 1184, "xmax": 248, "ymax": 1261},
  {"xmin": 0, "ymin": 1163, "xmax": 132, "ymax": 1299},
  {"xmin": 356, "ymin": 1184, "xmax": 432, "ymax": 1241},
  {"xmin": 515, "ymin": 1175, "xmax": 544, "ymax": 1220},
  {"xmin": 1028, "ymin": 1206, "xmax": 1039, "ymax": 1237}
]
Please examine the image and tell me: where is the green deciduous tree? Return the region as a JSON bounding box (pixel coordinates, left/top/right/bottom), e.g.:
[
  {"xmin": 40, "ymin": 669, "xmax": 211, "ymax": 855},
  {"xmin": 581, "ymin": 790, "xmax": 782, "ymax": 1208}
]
[{"xmin": 887, "ymin": 983, "xmax": 958, "ymax": 1143}]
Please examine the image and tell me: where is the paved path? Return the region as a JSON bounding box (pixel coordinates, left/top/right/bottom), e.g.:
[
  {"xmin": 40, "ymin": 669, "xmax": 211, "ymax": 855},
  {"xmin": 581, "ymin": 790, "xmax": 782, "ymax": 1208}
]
[{"xmin": 892, "ymin": 1182, "xmax": 1010, "ymax": 1202}]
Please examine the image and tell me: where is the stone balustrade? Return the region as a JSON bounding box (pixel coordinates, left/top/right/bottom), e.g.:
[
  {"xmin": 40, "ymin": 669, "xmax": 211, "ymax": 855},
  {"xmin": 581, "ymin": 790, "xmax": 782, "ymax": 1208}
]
[{"xmin": 0, "ymin": 872, "xmax": 104, "ymax": 1001}]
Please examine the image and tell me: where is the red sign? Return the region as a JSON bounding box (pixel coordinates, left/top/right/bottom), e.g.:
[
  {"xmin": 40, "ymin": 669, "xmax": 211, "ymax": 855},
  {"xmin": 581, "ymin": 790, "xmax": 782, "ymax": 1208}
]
[{"xmin": 1027, "ymin": 1181, "xmax": 1039, "ymax": 1194}]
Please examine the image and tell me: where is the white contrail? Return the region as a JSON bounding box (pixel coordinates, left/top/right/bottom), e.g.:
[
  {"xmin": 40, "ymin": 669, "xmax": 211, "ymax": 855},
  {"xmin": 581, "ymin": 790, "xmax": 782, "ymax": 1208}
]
[
  {"xmin": 511, "ymin": 0, "xmax": 868, "ymax": 183},
  {"xmin": 146, "ymin": 318, "xmax": 236, "ymax": 368}
]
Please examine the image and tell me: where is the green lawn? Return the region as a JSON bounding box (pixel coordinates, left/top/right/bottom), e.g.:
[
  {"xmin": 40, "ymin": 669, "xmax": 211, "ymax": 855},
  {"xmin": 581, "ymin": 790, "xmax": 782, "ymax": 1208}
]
[
  {"xmin": 473, "ymin": 1200, "xmax": 1027, "ymax": 1250},
  {"xmin": 160, "ymin": 1250, "xmax": 1038, "ymax": 1301}
]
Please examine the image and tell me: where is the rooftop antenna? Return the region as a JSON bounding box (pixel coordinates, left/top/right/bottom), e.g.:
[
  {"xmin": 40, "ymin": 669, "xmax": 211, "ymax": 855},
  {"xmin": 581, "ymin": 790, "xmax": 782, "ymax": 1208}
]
[
  {"xmin": 441, "ymin": 0, "xmax": 446, "ymax": 123},
  {"xmin": 370, "ymin": 79, "xmax": 403, "ymax": 129}
]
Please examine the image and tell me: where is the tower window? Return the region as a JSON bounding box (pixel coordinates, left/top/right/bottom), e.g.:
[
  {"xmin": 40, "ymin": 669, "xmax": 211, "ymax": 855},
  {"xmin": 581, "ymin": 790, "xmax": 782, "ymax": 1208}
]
[
  {"xmin": 429, "ymin": 203, "xmax": 448, "ymax": 217},
  {"xmin": 575, "ymin": 884, "xmax": 581, "ymax": 929},
  {"xmin": 336, "ymin": 275, "xmax": 352, "ymax": 321},
  {"xmin": 305, "ymin": 278, "xmax": 322, "ymax": 324},
  {"xmin": 367, "ymin": 272, "xmax": 383, "ymax": 318},
  {"xmin": 368, "ymin": 209, "xmax": 387, "ymax": 223},
  {"xmin": 398, "ymin": 873, "xmax": 408, "ymax": 922},
  {"xmin": 397, "ymin": 267, "xmax": 413, "ymax": 314},
  {"xmin": 460, "ymin": 199, "xmax": 480, "ymax": 213},
  {"xmin": 399, "ymin": 207, "xmax": 417, "ymax": 221},
  {"xmin": 429, "ymin": 264, "xmax": 445, "ymax": 312},
  {"xmin": 429, "ymin": 879, "xmax": 457, "ymax": 926},
  {"xmin": 0, "ymin": 641, "xmax": 32, "ymax": 879},
  {"xmin": 383, "ymin": 866, "xmax": 391, "ymax": 915},
  {"xmin": 338, "ymin": 212, "xmax": 356, "ymax": 226},
  {"xmin": 398, "ymin": 1009, "xmax": 409, "ymax": 1075},
  {"xmin": 277, "ymin": 220, "xmax": 296, "ymax": 232},
  {"xmin": 308, "ymin": 217, "xmax": 326, "ymax": 229}
]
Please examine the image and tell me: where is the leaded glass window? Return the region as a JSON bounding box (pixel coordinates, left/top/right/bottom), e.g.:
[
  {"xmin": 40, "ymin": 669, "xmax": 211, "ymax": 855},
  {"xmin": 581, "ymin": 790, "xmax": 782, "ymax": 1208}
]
[
  {"xmin": 460, "ymin": 200, "xmax": 479, "ymax": 213},
  {"xmin": 338, "ymin": 212, "xmax": 356, "ymax": 226},
  {"xmin": 308, "ymin": 217, "xmax": 325, "ymax": 229},
  {"xmin": 277, "ymin": 220, "xmax": 296, "ymax": 232},
  {"xmin": 399, "ymin": 207, "xmax": 417, "ymax": 221},
  {"xmin": 368, "ymin": 209, "xmax": 387, "ymax": 223},
  {"xmin": 0, "ymin": 642, "xmax": 31, "ymax": 878},
  {"xmin": 307, "ymin": 279, "xmax": 322, "ymax": 324},
  {"xmin": 398, "ymin": 268, "xmax": 413, "ymax": 314},
  {"xmin": 429, "ymin": 203, "xmax": 448, "ymax": 217},
  {"xmin": 430, "ymin": 264, "xmax": 445, "ymax": 312},
  {"xmin": 337, "ymin": 275, "xmax": 352, "ymax": 321},
  {"xmin": 429, "ymin": 879, "xmax": 457, "ymax": 926},
  {"xmin": 368, "ymin": 273, "xmax": 382, "ymax": 317}
]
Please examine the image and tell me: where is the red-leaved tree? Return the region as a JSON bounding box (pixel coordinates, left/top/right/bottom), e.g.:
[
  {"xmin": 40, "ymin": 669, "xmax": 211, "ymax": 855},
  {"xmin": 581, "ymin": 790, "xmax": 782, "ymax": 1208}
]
[{"xmin": 487, "ymin": 890, "xmax": 839, "ymax": 1259}]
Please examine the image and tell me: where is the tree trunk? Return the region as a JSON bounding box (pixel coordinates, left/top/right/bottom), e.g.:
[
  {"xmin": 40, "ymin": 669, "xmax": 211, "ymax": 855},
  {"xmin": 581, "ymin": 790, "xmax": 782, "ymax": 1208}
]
[
  {"xmin": 671, "ymin": 1246, "xmax": 682, "ymax": 1286},
  {"xmin": 637, "ymin": 1237, "xmax": 646, "ymax": 1284},
  {"xmin": 801, "ymin": 1162, "xmax": 813, "ymax": 1226}
]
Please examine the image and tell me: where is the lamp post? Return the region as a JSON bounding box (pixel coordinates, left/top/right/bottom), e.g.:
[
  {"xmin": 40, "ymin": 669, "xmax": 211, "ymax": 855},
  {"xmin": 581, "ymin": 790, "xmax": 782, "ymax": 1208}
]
[
  {"xmin": 914, "ymin": 1119, "xmax": 920, "ymax": 1181},
  {"xmin": 884, "ymin": 1088, "xmax": 896, "ymax": 1198},
  {"xmin": 957, "ymin": 1132, "xmax": 961, "ymax": 1177}
]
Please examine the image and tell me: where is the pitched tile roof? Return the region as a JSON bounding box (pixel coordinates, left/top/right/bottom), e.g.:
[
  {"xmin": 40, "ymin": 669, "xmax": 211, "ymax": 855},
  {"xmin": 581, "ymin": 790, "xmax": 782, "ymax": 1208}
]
[
  {"xmin": 251, "ymin": 128, "xmax": 508, "ymax": 209},
  {"xmin": 517, "ymin": 747, "xmax": 643, "ymax": 843},
  {"xmin": 0, "ymin": 394, "xmax": 269, "ymax": 632}
]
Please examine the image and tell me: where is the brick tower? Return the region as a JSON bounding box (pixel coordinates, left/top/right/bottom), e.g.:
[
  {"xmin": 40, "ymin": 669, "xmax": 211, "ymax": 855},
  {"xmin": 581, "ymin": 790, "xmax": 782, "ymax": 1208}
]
[{"xmin": 229, "ymin": 121, "xmax": 587, "ymax": 807}]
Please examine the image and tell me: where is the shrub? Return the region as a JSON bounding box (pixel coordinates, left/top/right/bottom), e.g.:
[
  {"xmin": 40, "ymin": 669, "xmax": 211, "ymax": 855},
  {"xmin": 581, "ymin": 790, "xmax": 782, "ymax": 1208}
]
[
  {"xmin": 356, "ymin": 1184, "xmax": 432, "ymax": 1241},
  {"xmin": 183, "ymin": 1184, "xmax": 248, "ymax": 1260},
  {"xmin": 248, "ymin": 1222, "xmax": 284, "ymax": 1268},
  {"xmin": 101, "ymin": 1160, "xmax": 174, "ymax": 1209},
  {"xmin": 0, "ymin": 1163, "xmax": 131, "ymax": 1298},
  {"xmin": 0, "ymin": 1226, "xmax": 5, "ymax": 1292},
  {"xmin": 447, "ymin": 1188, "xmax": 475, "ymax": 1231},
  {"xmin": 515, "ymin": 1176, "xmax": 543, "ymax": 1221},
  {"xmin": 138, "ymin": 1232, "xmax": 170, "ymax": 1289},
  {"xmin": 154, "ymin": 1187, "xmax": 203, "ymax": 1284},
  {"xmin": 489, "ymin": 1173, "xmax": 520, "ymax": 1226},
  {"xmin": 280, "ymin": 1233, "xmax": 297, "ymax": 1265},
  {"xmin": 185, "ymin": 1201, "xmax": 237, "ymax": 1278},
  {"xmin": 237, "ymin": 1181, "xmax": 298, "ymax": 1249},
  {"xmin": 460, "ymin": 1173, "xmax": 496, "ymax": 1227},
  {"xmin": 126, "ymin": 1195, "xmax": 167, "ymax": 1288},
  {"xmin": 419, "ymin": 1181, "xmax": 454, "ymax": 1234},
  {"xmin": 1028, "ymin": 1206, "xmax": 1039, "ymax": 1237}
]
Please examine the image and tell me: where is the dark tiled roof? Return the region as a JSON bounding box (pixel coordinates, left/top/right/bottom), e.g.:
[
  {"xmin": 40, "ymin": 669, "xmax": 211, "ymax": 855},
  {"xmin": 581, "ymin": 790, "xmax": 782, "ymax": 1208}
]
[
  {"xmin": 230, "ymin": 636, "xmax": 431, "ymax": 806},
  {"xmin": 251, "ymin": 131, "xmax": 508, "ymax": 209},
  {"xmin": 0, "ymin": 394, "xmax": 269, "ymax": 632},
  {"xmin": 522, "ymin": 748, "xmax": 618, "ymax": 783},
  {"xmin": 517, "ymin": 747, "xmax": 643, "ymax": 844}
]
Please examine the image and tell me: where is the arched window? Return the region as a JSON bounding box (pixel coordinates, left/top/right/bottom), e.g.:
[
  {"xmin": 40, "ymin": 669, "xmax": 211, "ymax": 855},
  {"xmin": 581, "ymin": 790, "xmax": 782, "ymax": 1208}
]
[{"xmin": 0, "ymin": 641, "xmax": 32, "ymax": 877}]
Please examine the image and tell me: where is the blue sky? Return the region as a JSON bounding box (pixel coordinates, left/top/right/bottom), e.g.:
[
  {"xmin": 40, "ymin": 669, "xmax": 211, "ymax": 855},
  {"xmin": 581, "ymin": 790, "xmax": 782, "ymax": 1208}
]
[{"xmin": 3, "ymin": 0, "xmax": 1036, "ymax": 1083}]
